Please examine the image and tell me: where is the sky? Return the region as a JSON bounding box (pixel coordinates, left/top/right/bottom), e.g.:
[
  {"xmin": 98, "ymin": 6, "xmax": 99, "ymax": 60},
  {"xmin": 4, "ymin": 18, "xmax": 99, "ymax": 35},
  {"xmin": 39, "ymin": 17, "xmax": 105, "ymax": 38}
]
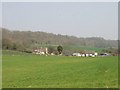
[{"xmin": 1, "ymin": 2, "xmax": 118, "ymax": 40}]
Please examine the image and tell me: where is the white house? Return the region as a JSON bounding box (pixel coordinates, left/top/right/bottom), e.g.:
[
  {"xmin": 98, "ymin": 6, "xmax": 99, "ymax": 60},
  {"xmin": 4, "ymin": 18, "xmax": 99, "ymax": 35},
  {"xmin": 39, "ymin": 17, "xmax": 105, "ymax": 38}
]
[
  {"xmin": 33, "ymin": 47, "xmax": 48, "ymax": 55},
  {"xmin": 72, "ymin": 51, "xmax": 98, "ymax": 57},
  {"xmin": 72, "ymin": 53, "xmax": 81, "ymax": 56}
]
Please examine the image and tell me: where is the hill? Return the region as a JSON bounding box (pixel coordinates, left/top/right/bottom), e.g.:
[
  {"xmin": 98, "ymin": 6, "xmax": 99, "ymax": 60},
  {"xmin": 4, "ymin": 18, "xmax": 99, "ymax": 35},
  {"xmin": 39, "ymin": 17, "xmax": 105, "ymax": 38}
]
[{"xmin": 1, "ymin": 28, "xmax": 118, "ymax": 52}]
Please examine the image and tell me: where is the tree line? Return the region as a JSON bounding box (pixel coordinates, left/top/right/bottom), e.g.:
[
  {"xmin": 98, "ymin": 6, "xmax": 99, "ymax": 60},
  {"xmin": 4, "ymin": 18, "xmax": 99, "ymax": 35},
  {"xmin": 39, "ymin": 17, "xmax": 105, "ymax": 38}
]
[{"xmin": 1, "ymin": 28, "xmax": 118, "ymax": 53}]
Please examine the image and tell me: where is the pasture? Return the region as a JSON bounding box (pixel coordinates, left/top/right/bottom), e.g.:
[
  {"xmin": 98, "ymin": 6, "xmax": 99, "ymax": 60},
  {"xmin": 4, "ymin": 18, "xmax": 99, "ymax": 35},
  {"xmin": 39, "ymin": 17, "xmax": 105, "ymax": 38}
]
[{"xmin": 2, "ymin": 51, "xmax": 118, "ymax": 88}]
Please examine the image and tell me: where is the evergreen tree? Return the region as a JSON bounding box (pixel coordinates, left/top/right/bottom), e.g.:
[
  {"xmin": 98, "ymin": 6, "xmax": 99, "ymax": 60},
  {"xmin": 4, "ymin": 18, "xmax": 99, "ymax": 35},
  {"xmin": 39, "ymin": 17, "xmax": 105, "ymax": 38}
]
[{"xmin": 57, "ymin": 45, "xmax": 63, "ymax": 54}]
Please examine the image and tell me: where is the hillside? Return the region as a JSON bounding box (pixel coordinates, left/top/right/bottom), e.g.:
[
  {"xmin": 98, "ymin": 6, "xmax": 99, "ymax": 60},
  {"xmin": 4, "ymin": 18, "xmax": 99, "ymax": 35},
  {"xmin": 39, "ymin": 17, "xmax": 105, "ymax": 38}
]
[{"xmin": 1, "ymin": 28, "xmax": 118, "ymax": 52}]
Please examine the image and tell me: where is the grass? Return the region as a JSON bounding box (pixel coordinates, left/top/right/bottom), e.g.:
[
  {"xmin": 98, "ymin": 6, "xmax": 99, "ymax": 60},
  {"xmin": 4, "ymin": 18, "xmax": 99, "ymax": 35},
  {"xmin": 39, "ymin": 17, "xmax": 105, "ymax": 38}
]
[
  {"xmin": 63, "ymin": 45, "xmax": 104, "ymax": 53},
  {"xmin": 2, "ymin": 51, "xmax": 118, "ymax": 88},
  {"xmin": 30, "ymin": 44, "xmax": 105, "ymax": 53}
]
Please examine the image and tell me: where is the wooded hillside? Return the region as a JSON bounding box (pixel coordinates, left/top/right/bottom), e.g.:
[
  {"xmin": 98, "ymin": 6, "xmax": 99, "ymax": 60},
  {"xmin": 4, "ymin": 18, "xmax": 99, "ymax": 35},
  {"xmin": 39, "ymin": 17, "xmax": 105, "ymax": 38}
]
[{"xmin": 1, "ymin": 28, "xmax": 118, "ymax": 52}]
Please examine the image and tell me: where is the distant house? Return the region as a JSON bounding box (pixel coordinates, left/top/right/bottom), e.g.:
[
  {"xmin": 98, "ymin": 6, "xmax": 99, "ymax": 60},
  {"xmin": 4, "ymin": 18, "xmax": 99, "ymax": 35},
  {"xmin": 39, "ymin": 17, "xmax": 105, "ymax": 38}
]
[
  {"xmin": 72, "ymin": 51, "xmax": 98, "ymax": 57},
  {"xmin": 33, "ymin": 47, "xmax": 48, "ymax": 55},
  {"xmin": 72, "ymin": 53, "xmax": 81, "ymax": 56},
  {"xmin": 81, "ymin": 50, "xmax": 98, "ymax": 57}
]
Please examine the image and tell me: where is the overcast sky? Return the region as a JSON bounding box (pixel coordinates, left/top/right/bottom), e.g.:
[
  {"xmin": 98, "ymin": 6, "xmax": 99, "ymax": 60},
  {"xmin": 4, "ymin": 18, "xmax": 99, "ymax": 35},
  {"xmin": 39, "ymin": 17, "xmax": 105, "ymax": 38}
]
[{"xmin": 2, "ymin": 2, "xmax": 118, "ymax": 40}]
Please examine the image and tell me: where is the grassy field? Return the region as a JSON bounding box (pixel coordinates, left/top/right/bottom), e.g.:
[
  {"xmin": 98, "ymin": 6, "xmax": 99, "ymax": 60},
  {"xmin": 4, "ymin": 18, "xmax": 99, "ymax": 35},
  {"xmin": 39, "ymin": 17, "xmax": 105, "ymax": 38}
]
[
  {"xmin": 30, "ymin": 44, "xmax": 105, "ymax": 53},
  {"xmin": 2, "ymin": 51, "xmax": 118, "ymax": 88},
  {"xmin": 63, "ymin": 45, "xmax": 104, "ymax": 53}
]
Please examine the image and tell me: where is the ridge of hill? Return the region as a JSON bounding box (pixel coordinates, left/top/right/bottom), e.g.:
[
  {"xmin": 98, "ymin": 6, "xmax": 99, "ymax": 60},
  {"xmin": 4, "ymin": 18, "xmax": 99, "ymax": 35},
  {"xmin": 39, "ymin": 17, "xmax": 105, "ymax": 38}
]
[{"xmin": 1, "ymin": 28, "xmax": 118, "ymax": 52}]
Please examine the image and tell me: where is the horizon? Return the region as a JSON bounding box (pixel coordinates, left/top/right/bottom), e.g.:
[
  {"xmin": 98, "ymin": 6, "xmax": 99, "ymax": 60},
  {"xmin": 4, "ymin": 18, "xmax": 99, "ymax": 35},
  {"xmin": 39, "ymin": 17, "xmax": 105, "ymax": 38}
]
[{"xmin": 2, "ymin": 27, "xmax": 117, "ymax": 40}]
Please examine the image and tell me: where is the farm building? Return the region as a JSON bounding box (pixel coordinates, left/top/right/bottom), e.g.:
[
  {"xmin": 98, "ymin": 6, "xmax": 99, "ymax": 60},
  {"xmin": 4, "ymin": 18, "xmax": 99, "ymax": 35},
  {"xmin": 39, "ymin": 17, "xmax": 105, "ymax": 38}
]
[
  {"xmin": 33, "ymin": 47, "xmax": 48, "ymax": 55},
  {"xmin": 72, "ymin": 50, "xmax": 98, "ymax": 57},
  {"xmin": 72, "ymin": 53, "xmax": 81, "ymax": 56}
]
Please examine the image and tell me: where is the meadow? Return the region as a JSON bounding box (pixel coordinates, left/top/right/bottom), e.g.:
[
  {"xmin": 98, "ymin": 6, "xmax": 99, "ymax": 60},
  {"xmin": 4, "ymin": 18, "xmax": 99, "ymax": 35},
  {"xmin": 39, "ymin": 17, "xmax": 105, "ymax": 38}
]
[{"xmin": 2, "ymin": 51, "xmax": 118, "ymax": 88}]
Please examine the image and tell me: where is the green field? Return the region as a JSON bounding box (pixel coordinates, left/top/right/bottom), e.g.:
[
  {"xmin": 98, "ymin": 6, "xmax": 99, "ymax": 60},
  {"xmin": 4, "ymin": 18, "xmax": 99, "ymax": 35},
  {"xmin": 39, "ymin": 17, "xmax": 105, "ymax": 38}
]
[
  {"xmin": 63, "ymin": 45, "xmax": 104, "ymax": 52},
  {"xmin": 2, "ymin": 51, "xmax": 118, "ymax": 88}
]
